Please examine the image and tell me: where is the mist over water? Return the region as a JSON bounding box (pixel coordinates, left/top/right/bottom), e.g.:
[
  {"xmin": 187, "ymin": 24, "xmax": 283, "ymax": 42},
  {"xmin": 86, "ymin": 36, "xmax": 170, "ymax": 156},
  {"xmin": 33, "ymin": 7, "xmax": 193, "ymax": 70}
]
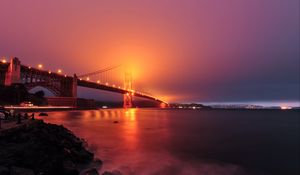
[{"xmin": 39, "ymin": 109, "xmax": 299, "ymax": 175}]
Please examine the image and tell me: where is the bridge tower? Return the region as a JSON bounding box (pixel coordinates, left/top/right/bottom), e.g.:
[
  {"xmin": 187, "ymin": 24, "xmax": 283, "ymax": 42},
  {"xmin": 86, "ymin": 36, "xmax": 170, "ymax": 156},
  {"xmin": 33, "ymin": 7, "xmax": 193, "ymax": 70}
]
[
  {"xmin": 123, "ymin": 71, "xmax": 133, "ymax": 108},
  {"xmin": 5, "ymin": 57, "xmax": 21, "ymax": 86}
]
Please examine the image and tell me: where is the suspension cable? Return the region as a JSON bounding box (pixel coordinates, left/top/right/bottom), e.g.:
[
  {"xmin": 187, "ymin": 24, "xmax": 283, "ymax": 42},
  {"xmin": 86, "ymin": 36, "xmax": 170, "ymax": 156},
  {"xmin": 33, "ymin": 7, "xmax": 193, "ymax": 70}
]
[{"xmin": 77, "ymin": 64, "xmax": 122, "ymax": 78}]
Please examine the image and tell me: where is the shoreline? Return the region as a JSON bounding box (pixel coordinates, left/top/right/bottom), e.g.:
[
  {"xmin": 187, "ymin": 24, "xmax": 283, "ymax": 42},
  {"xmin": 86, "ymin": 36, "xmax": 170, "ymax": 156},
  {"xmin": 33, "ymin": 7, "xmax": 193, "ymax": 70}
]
[{"xmin": 3, "ymin": 105, "xmax": 300, "ymax": 113}]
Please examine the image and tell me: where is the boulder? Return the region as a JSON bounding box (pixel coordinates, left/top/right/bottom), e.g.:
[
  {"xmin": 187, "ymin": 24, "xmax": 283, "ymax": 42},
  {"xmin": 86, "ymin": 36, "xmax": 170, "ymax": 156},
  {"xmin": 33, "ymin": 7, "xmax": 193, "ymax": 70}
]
[
  {"xmin": 102, "ymin": 170, "xmax": 122, "ymax": 175},
  {"xmin": 0, "ymin": 120, "xmax": 97, "ymax": 175},
  {"xmin": 39, "ymin": 112, "xmax": 48, "ymax": 116},
  {"xmin": 82, "ymin": 168, "xmax": 99, "ymax": 175},
  {"xmin": 0, "ymin": 166, "xmax": 9, "ymax": 175},
  {"xmin": 10, "ymin": 166, "xmax": 34, "ymax": 175}
]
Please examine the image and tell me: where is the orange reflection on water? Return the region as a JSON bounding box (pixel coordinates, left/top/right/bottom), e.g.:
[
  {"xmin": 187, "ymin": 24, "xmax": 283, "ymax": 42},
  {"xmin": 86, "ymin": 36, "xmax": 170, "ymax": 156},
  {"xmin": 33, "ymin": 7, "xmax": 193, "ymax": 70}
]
[
  {"xmin": 123, "ymin": 108, "xmax": 138, "ymax": 150},
  {"xmin": 125, "ymin": 108, "xmax": 136, "ymax": 121}
]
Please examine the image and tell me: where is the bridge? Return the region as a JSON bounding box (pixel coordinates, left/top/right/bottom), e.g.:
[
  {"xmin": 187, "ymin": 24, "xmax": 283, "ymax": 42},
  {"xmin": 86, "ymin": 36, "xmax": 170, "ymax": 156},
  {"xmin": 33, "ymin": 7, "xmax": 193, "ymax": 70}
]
[{"xmin": 0, "ymin": 57, "xmax": 167, "ymax": 108}]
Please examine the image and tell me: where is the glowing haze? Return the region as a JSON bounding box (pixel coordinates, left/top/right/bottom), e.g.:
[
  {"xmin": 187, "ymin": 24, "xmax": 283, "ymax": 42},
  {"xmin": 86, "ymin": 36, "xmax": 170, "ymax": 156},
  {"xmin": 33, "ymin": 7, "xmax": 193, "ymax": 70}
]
[{"xmin": 0, "ymin": 0, "xmax": 299, "ymax": 104}]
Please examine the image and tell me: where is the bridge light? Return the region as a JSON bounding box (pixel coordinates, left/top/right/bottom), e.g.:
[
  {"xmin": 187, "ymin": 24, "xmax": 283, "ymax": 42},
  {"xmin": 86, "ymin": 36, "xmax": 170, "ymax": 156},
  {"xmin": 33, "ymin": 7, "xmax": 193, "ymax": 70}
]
[
  {"xmin": 37, "ymin": 64, "xmax": 43, "ymax": 69},
  {"xmin": 57, "ymin": 69, "xmax": 62, "ymax": 73},
  {"xmin": 1, "ymin": 59, "xmax": 6, "ymax": 63}
]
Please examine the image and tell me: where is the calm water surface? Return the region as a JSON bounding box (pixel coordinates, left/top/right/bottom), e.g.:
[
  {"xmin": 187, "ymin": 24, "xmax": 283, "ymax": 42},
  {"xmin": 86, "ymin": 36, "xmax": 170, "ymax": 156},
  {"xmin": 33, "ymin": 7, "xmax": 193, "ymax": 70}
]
[{"xmin": 39, "ymin": 109, "xmax": 299, "ymax": 175}]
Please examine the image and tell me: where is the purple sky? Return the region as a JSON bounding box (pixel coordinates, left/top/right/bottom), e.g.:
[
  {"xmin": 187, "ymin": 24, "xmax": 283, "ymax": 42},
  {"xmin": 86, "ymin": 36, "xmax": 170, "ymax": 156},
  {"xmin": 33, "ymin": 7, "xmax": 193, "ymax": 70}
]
[{"xmin": 0, "ymin": 0, "xmax": 299, "ymax": 103}]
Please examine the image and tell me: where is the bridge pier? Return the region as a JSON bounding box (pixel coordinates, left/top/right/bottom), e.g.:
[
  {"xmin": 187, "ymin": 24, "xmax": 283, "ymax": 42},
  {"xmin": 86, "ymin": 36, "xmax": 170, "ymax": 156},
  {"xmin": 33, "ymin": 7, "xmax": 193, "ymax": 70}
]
[
  {"xmin": 59, "ymin": 75, "xmax": 78, "ymax": 98},
  {"xmin": 72, "ymin": 74, "xmax": 77, "ymax": 107},
  {"xmin": 123, "ymin": 71, "xmax": 133, "ymax": 108},
  {"xmin": 123, "ymin": 92, "xmax": 133, "ymax": 108},
  {"xmin": 5, "ymin": 57, "xmax": 21, "ymax": 86},
  {"xmin": 72, "ymin": 74, "xmax": 77, "ymax": 98}
]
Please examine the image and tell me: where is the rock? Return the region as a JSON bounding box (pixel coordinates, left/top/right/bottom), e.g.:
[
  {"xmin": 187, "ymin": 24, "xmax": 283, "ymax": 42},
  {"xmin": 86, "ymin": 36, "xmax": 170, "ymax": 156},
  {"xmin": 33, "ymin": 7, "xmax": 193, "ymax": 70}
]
[
  {"xmin": 39, "ymin": 112, "xmax": 48, "ymax": 116},
  {"xmin": 102, "ymin": 170, "xmax": 122, "ymax": 175},
  {"xmin": 0, "ymin": 166, "xmax": 9, "ymax": 175},
  {"xmin": 10, "ymin": 166, "xmax": 34, "ymax": 175},
  {"xmin": 63, "ymin": 167, "xmax": 79, "ymax": 175},
  {"xmin": 69, "ymin": 148, "xmax": 94, "ymax": 163},
  {"xmin": 63, "ymin": 159, "xmax": 78, "ymax": 175},
  {"xmin": 82, "ymin": 168, "xmax": 99, "ymax": 175},
  {"xmin": 94, "ymin": 158, "xmax": 103, "ymax": 166},
  {"xmin": 0, "ymin": 120, "xmax": 97, "ymax": 175}
]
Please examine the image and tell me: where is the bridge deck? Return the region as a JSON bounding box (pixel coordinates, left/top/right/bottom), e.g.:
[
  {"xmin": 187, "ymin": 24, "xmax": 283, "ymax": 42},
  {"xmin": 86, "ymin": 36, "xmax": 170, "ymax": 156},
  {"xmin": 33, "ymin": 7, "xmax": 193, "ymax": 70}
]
[{"xmin": 77, "ymin": 80, "xmax": 165, "ymax": 103}]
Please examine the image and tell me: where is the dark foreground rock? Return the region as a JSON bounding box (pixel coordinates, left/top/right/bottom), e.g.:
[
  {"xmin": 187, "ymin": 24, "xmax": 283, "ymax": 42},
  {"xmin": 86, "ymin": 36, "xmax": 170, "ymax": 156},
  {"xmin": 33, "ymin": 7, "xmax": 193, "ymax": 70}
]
[
  {"xmin": 0, "ymin": 120, "xmax": 98, "ymax": 175},
  {"xmin": 39, "ymin": 112, "xmax": 48, "ymax": 116},
  {"xmin": 102, "ymin": 170, "xmax": 122, "ymax": 175},
  {"xmin": 82, "ymin": 168, "xmax": 99, "ymax": 175}
]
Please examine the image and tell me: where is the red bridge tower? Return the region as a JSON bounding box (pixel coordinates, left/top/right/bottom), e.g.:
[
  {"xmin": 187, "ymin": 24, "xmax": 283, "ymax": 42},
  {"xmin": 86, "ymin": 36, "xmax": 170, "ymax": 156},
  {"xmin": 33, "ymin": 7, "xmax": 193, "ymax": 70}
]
[{"xmin": 123, "ymin": 70, "xmax": 133, "ymax": 108}]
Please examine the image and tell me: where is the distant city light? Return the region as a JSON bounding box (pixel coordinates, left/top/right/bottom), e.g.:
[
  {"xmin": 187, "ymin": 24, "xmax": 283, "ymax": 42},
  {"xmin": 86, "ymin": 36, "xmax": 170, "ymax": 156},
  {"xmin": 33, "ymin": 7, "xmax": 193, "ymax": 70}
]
[
  {"xmin": 86, "ymin": 77, "xmax": 90, "ymax": 81},
  {"xmin": 97, "ymin": 80, "xmax": 100, "ymax": 83},
  {"xmin": 1, "ymin": 59, "xmax": 7, "ymax": 63},
  {"xmin": 280, "ymin": 106, "xmax": 292, "ymax": 110},
  {"xmin": 37, "ymin": 64, "xmax": 43, "ymax": 69},
  {"xmin": 48, "ymin": 71, "xmax": 51, "ymax": 74},
  {"xmin": 57, "ymin": 69, "xmax": 62, "ymax": 73}
]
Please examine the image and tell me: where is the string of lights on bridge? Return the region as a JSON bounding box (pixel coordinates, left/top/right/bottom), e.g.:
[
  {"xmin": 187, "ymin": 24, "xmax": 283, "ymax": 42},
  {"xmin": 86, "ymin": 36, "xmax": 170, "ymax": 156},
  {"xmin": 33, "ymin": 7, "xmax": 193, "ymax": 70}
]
[{"xmin": 1, "ymin": 58, "xmax": 164, "ymax": 103}]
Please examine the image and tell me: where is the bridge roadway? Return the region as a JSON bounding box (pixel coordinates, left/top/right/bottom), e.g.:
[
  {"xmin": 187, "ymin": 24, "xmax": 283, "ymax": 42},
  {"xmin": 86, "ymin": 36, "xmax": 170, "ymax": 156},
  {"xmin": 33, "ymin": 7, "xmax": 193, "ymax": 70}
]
[
  {"xmin": 77, "ymin": 80, "xmax": 164, "ymax": 103},
  {"xmin": 20, "ymin": 65, "xmax": 166, "ymax": 104}
]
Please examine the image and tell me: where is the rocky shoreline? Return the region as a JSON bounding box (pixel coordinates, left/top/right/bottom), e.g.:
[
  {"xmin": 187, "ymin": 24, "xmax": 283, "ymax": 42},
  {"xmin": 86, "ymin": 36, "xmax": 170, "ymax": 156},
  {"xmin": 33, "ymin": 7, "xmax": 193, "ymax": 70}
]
[{"xmin": 0, "ymin": 120, "xmax": 103, "ymax": 175}]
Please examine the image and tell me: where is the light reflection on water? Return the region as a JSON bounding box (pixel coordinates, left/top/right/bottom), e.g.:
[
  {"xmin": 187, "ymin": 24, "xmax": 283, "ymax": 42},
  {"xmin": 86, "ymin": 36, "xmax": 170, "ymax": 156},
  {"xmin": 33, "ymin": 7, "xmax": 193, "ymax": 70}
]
[{"xmin": 38, "ymin": 109, "xmax": 299, "ymax": 175}]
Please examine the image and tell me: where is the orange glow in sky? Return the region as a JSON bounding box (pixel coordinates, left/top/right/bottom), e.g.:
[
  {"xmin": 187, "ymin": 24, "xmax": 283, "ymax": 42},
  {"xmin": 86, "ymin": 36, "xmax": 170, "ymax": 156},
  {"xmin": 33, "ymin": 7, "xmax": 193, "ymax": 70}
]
[{"xmin": 0, "ymin": 0, "xmax": 299, "ymax": 103}]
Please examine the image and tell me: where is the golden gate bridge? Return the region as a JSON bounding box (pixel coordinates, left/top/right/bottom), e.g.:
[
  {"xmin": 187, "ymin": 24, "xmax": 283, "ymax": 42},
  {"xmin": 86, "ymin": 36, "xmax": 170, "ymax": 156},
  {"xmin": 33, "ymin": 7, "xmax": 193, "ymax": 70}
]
[{"xmin": 0, "ymin": 57, "xmax": 167, "ymax": 108}]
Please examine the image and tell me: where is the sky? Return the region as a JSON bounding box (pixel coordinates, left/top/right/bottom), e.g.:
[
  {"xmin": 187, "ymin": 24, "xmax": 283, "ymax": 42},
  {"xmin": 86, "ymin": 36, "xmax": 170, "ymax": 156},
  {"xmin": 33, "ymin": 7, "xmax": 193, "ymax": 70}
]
[{"xmin": 0, "ymin": 0, "xmax": 299, "ymax": 104}]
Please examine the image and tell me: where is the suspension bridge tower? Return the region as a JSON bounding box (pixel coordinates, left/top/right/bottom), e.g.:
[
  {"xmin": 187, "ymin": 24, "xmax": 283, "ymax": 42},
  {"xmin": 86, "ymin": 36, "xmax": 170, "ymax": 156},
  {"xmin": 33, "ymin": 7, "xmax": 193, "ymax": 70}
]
[{"xmin": 123, "ymin": 70, "xmax": 133, "ymax": 108}]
